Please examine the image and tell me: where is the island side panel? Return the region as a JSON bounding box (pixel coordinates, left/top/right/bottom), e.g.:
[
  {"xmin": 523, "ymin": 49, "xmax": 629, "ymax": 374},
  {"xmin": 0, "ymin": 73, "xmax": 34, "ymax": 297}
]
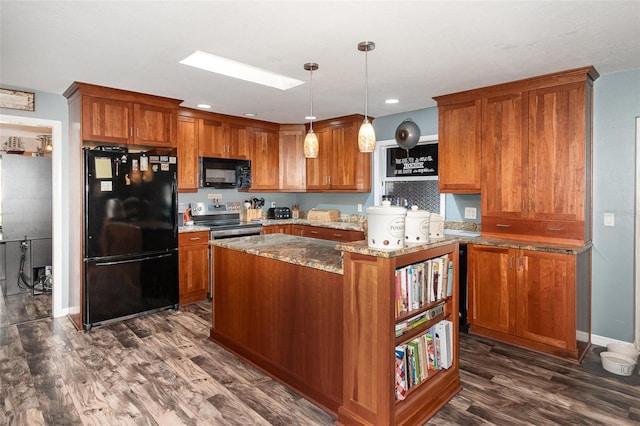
[{"xmin": 210, "ymin": 245, "xmax": 343, "ymax": 415}]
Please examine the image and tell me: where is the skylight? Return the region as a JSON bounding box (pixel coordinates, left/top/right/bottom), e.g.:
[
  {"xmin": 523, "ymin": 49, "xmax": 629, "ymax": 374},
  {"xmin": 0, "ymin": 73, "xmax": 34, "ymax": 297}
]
[{"xmin": 180, "ymin": 50, "xmax": 304, "ymax": 90}]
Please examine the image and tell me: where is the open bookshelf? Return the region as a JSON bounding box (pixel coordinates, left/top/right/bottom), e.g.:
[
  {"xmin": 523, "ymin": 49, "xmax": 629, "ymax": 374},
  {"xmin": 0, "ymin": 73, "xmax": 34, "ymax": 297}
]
[{"xmin": 339, "ymin": 242, "xmax": 461, "ymax": 425}]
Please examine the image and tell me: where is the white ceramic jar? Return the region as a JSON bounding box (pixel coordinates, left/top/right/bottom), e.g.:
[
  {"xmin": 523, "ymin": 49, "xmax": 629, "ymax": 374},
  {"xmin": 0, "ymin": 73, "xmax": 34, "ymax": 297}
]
[
  {"xmin": 429, "ymin": 213, "xmax": 445, "ymax": 240},
  {"xmin": 405, "ymin": 206, "xmax": 430, "ymax": 244},
  {"xmin": 366, "ymin": 201, "xmax": 407, "ymax": 249}
]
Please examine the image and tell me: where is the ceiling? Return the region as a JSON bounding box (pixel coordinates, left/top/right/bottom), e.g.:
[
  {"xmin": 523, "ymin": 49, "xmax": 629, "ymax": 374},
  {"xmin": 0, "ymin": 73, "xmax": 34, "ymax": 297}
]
[{"xmin": 1, "ymin": 1, "xmax": 638, "ymax": 124}]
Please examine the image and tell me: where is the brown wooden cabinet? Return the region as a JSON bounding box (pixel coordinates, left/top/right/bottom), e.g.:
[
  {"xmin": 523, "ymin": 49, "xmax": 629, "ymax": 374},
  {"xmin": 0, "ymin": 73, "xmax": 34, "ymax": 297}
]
[
  {"xmin": 294, "ymin": 225, "xmax": 364, "ymax": 242},
  {"xmin": 340, "ymin": 242, "xmax": 460, "ymax": 425},
  {"xmin": 65, "ymin": 83, "xmax": 181, "ymax": 147},
  {"xmin": 178, "ymin": 231, "xmax": 209, "ymax": 305},
  {"xmin": 264, "ymin": 224, "xmax": 364, "ymax": 242},
  {"xmin": 262, "ymin": 224, "xmax": 291, "ymax": 234},
  {"xmin": 198, "ymin": 117, "xmax": 249, "ymax": 159},
  {"xmin": 468, "ymin": 243, "xmax": 591, "ymax": 360},
  {"xmin": 306, "ymin": 115, "xmax": 371, "ymax": 192},
  {"xmin": 177, "ymin": 115, "xmax": 199, "ymax": 192},
  {"xmin": 278, "ymin": 124, "xmax": 306, "ymax": 192},
  {"xmin": 249, "ymin": 126, "xmax": 280, "ymax": 190},
  {"xmin": 435, "ymin": 67, "xmax": 598, "ymax": 245},
  {"xmin": 434, "ymin": 99, "xmax": 482, "ymax": 193}
]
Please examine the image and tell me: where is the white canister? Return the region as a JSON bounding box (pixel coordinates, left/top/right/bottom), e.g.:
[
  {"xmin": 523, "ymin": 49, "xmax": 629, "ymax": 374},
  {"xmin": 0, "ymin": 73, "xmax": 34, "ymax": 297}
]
[
  {"xmin": 429, "ymin": 213, "xmax": 445, "ymax": 240},
  {"xmin": 405, "ymin": 206, "xmax": 430, "ymax": 244},
  {"xmin": 366, "ymin": 201, "xmax": 407, "ymax": 249}
]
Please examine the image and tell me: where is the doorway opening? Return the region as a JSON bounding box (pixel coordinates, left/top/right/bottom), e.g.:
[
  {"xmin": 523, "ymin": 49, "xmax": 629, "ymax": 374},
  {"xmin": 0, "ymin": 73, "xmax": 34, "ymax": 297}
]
[{"xmin": 0, "ymin": 114, "xmax": 62, "ymax": 322}]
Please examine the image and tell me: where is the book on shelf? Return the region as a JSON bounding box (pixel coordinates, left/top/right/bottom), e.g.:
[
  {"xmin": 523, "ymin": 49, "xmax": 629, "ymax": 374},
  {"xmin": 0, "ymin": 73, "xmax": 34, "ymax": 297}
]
[
  {"xmin": 446, "ymin": 259, "xmax": 454, "ymax": 297},
  {"xmin": 395, "ymin": 347, "xmax": 407, "ymax": 400},
  {"xmin": 435, "ymin": 320, "xmax": 453, "ymax": 369}
]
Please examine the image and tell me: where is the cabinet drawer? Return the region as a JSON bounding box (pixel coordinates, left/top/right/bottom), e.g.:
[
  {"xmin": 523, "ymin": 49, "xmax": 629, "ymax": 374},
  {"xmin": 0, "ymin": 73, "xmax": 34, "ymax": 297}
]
[
  {"xmin": 480, "ymin": 216, "xmax": 537, "ymax": 239},
  {"xmin": 179, "ymin": 231, "xmax": 209, "ymax": 247},
  {"xmin": 536, "ymin": 220, "xmax": 585, "ymax": 243},
  {"xmin": 482, "ymin": 216, "xmax": 586, "ymax": 244}
]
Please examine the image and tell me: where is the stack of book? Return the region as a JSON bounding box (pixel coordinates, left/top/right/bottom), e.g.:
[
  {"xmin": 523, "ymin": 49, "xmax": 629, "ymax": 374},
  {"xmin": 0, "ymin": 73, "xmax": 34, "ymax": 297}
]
[
  {"xmin": 394, "ymin": 255, "xmax": 453, "ymax": 317},
  {"xmin": 395, "ymin": 320, "xmax": 453, "ymax": 400}
]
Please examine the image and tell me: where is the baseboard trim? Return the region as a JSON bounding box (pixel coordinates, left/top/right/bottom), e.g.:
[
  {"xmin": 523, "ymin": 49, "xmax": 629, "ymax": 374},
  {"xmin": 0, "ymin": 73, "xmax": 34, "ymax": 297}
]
[{"xmin": 591, "ymin": 333, "xmax": 634, "ymax": 348}]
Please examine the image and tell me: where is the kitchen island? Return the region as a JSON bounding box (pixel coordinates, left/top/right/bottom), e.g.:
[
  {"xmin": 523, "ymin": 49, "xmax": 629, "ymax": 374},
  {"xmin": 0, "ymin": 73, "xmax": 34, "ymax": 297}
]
[
  {"xmin": 211, "ymin": 233, "xmax": 462, "ymax": 425},
  {"xmin": 210, "ymin": 234, "xmax": 345, "ymax": 414}
]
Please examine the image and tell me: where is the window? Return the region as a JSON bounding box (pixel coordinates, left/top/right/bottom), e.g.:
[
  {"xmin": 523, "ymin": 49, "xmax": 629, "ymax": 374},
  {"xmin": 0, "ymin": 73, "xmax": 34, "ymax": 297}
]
[{"xmin": 373, "ymin": 136, "xmax": 444, "ymax": 216}]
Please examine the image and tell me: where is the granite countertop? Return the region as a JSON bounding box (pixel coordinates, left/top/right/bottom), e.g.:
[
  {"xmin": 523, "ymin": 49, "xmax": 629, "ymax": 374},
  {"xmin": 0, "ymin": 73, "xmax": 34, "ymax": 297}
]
[
  {"xmin": 336, "ymin": 238, "xmax": 460, "ymax": 258},
  {"xmin": 262, "ymin": 218, "xmax": 365, "ymax": 232},
  {"xmin": 179, "ymin": 225, "xmax": 210, "ymax": 233},
  {"xmin": 464, "ymin": 235, "xmax": 592, "ymax": 255},
  {"xmin": 211, "ymin": 233, "xmax": 344, "ymax": 274}
]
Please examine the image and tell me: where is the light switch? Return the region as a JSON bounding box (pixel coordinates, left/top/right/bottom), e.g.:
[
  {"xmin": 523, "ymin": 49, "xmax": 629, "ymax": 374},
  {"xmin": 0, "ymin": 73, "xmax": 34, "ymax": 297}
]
[{"xmin": 604, "ymin": 212, "xmax": 615, "ymax": 227}]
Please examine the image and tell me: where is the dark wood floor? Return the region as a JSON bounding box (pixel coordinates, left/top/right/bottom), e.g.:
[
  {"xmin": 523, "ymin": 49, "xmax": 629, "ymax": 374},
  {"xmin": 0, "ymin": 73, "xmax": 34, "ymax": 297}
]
[{"xmin": 1, "ymin": 295, "xmax": 638, "ymax": 425}]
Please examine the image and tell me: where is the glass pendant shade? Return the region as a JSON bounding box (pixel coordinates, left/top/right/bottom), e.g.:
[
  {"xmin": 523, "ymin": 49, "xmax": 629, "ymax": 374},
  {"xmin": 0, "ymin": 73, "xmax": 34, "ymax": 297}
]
[
  {"xmin": 358, "ymin": 118, "xmax": 376, "ymax": 152},
  {"xmin": 304, "ymin": 129, "xmax": 319, "ymax": 158}
]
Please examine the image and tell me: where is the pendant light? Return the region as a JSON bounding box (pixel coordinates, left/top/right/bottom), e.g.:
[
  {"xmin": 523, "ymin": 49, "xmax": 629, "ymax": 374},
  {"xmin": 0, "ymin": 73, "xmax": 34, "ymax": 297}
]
[
  {"xmin": 357, "ymin": 41, "xmax": 376, "ymax": 153},
  {"xmin": 303, "ymin": 62, "xmax": 319, "ymax": 158}
]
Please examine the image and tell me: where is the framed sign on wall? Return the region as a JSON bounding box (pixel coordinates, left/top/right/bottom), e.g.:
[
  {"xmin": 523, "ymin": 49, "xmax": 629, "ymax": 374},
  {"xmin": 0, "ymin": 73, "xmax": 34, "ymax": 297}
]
[{"xmin": 0, "ymin": 88, "xmax": 35, "ymax": 111}]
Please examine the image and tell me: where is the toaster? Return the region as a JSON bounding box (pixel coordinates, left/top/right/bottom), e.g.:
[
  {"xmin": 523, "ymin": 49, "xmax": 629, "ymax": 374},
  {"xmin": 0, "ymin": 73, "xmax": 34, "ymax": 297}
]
[{"xmin": 267, "ymin": 207, "xmax": 291, "ymax": 219}]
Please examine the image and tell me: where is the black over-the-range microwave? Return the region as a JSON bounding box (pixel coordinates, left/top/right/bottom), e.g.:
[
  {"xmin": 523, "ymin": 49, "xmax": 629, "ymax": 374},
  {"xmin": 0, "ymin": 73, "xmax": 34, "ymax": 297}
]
[{"xmin": 199, "ymin": 157, "xmax": 251, "ymax": 189}]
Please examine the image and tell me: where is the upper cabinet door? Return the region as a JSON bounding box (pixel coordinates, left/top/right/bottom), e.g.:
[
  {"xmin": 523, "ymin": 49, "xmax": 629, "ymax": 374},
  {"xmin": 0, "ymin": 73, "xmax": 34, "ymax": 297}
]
[
  {"xmin": 249, "ymin": 127, "xmax": 279, "ymax": 190},
  {"xmin": 328, "ymin": 123, "xmax": 359, "ymax": 191},
  {"xmin": 528, "ymin": 82, "xmax": 587, "ymax": 223},
  {"xmin": 133, "ymin": 104, "xmax": 177, "ymax": 147},
  {"xmin": 305, "ymin": 127, "xmax": 332, "ymax": 190},
  {"xmin": 82, "ymin": 96, "xmax": 132, "ymax": 144},
  {"xmin": 177, "ymin": 116, "xmax": 198, "ymax": 192},
  {"xmin": 437, "ymin": 99, "xmax": 482, "ymax": 193},
  {"xmin": 481, "ymin": 93, "xmax": 528, "ymax": 218},
  {"xmin": 198, "ymin": 119, "xmax": 227, "ymax": 157},
  {"xmin": 228, "ymin": 123, "xmax": 249, "ymax": 159},
  {"xmin": 278, "ymin": 124, "xmax": 306, "ymax": 192}
]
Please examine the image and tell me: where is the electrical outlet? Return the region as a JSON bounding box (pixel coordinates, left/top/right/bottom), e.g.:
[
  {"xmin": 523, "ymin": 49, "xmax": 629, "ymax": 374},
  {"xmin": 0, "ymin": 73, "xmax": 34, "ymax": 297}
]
[
  {"xmin": 357, "ymin": 203, "xmax": 363, "ymax": 213},
  {"xmin": 208, "ymin": 193, "xmax": 222, "ymax": 200},
  {"xmin": 604, "ymin": 212, "xmax": 615, "ymax": 227},
  {"xmin": 464, "ymin": 207, "xmax": 477, "ymax": 220}
]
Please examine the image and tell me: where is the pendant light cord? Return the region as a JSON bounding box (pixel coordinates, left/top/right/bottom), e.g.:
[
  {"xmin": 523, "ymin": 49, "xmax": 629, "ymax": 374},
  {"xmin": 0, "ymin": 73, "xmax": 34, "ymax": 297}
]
[
  {"xmin": 309, "ymin": 67, "xmax": 314, "ymax": 131},
  {"xmin": 364, "ymin": 48, "xmax": 369, "ymax": 121}
]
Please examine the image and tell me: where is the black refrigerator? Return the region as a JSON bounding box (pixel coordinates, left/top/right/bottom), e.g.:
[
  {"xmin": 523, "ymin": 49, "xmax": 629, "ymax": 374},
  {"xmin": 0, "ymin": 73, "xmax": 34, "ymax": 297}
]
[{"xmin": 83, "ymin": 148, "xmax": 178, "ymax": 331}]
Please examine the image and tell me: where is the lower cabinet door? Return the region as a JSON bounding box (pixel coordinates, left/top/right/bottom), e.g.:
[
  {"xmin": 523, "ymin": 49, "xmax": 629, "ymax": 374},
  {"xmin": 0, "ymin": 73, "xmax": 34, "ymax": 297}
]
[
  {"xmin": 179, "ymin": 242, "xmax": 209, "ymax": 304},
  {"xmin": 468, "ymin": 245, "xmax": 516, "ymax": 335},
  {"xmin": 517, "ymin": 250, "xmax": 576, "ymax": 350}
]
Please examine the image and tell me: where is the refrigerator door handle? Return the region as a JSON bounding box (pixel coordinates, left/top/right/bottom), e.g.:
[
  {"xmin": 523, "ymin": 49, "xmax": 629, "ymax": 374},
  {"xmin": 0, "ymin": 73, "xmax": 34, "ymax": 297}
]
[{"xmin": 95, "ymin": 252, "xmax": 174, "ymax": 267}]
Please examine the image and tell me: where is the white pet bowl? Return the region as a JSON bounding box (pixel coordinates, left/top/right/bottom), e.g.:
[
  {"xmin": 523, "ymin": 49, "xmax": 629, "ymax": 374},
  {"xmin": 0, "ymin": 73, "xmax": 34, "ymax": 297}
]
[
  {"xmin": 600, "ymin": 351, "xmax": 637, "ymax": 376},
  {"xmin": 606, "ymin": 342, "xmax": 640, "ymax": 363}
]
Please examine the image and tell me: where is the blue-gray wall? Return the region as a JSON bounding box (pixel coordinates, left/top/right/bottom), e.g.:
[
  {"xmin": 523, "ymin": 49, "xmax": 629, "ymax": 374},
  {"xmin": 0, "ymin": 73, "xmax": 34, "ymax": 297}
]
[{"xmin": 592, "ymin": 69, "xmax": 640, "ymax": 342}]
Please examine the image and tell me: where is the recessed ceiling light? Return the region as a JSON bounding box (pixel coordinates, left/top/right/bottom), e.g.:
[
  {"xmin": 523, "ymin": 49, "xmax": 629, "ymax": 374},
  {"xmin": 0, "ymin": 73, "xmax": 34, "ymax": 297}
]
[
  {"xmin": 180, "ymin": 50, "xmax": 304, "ymax": 90},
  {"xmin": 304, "ymin": 115, "xmax": 316, "ymax": 120},
  {"xmin": 244, "ymin": 113, "xmax": 257, "ymax": 117},
  {"xmin": 197, "ymin": 103, "xmax": 212, "ymax": 109},
  {"xmin": 385, "ymin": 98, "xmax": 399, "ymax": 104}
]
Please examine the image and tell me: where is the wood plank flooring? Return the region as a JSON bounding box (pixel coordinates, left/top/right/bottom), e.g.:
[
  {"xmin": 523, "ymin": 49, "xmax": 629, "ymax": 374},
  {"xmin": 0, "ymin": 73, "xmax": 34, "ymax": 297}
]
[{"xmin": 1, "ymin": 296, "xmax": 638, "ymax": 425}]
